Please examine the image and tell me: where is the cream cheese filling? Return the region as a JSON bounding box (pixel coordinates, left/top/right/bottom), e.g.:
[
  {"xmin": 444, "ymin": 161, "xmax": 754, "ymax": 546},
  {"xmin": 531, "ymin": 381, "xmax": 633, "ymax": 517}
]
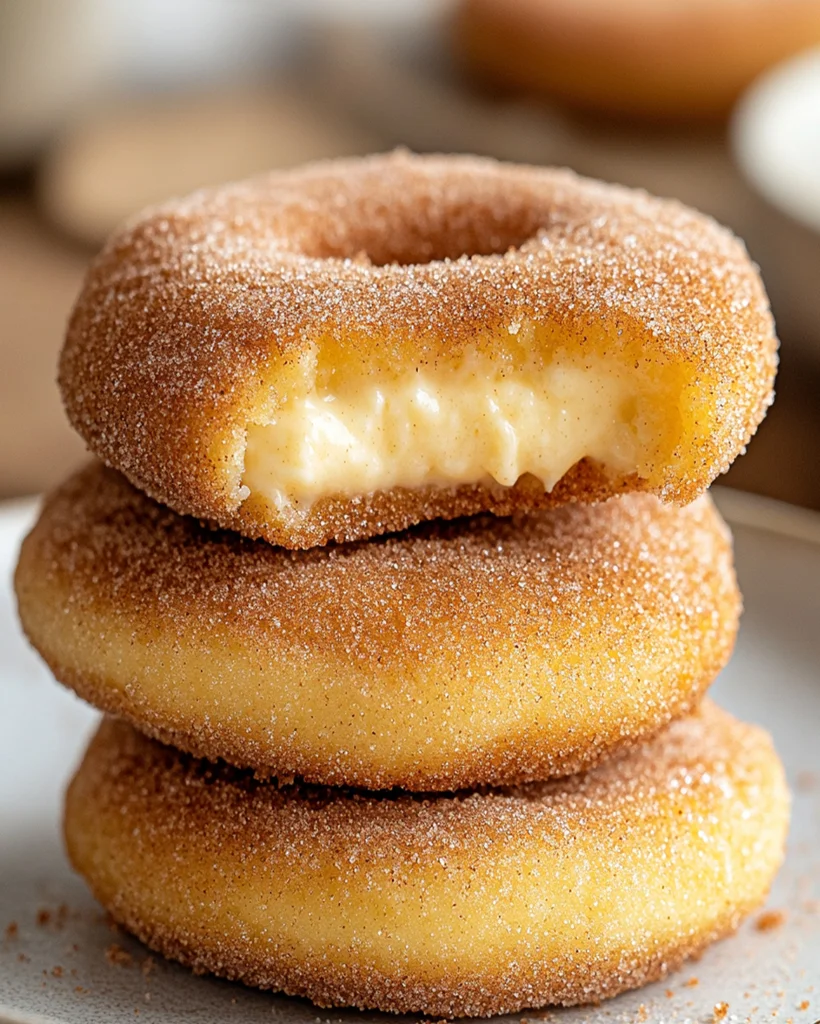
[{"xmin": 242, "ymin": 353, "xmax": 657, "ymax": 510}]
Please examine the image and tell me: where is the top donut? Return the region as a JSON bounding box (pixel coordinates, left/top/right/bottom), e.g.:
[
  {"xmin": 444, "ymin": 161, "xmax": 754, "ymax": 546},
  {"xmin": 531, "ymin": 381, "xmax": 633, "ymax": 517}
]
[{"xmin": 60, "ymin": 151, "xmax": 776, "ymax": 549}]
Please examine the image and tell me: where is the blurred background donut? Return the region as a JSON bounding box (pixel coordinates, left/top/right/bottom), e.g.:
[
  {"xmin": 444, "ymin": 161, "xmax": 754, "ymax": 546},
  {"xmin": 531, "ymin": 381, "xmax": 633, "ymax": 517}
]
[{"xmin": 452, "ymin": 0, "xmax": 820, "ymax": 121}]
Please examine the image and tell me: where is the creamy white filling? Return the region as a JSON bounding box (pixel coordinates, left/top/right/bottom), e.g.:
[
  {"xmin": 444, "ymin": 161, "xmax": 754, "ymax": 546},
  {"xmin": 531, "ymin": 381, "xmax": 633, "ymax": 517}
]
[{"xmin": 242, "ymin": 356, "xmax": 650, "ymax": 509}]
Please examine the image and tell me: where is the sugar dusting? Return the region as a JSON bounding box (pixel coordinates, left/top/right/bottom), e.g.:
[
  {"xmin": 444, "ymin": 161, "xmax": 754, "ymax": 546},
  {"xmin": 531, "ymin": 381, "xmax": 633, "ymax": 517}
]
[
  {"xmin": 63, "ymin": 706, "xmax": 789, "ymax": 1017},
  {"xmin": 18, "ymin": 462, "xmax": 740, "ymax": 789},
  {"xmin": 58, "ymin": 150, "xmax": 777, "ymax": 547}
]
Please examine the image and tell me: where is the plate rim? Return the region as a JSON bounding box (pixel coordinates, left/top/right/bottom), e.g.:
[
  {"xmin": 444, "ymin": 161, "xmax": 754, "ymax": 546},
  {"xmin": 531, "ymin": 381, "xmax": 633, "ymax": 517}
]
[{"xmin": 711, "ymin": 484, "xmax": 820, "ymax": 547}]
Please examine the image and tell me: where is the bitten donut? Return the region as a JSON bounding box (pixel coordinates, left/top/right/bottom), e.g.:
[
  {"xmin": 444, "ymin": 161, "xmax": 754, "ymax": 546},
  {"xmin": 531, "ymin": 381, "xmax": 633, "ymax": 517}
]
[
  {"xmin": 17, "ymin": 462, "xmax": 740, "ymax": 791},
  {"xmin": 59, "ymin": 151, "xmax": 777, "ymax": 548},
  {"xmin": 64, "ymin": 706, "xmax": 789, "ymax": 1016},
  {"xmin": 454, "ymin": 0, "xmax": 820, "ymax": 121}
]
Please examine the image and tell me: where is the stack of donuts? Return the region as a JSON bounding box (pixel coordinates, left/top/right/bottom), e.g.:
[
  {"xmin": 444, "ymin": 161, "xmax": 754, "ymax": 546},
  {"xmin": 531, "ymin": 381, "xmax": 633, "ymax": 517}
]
[{"xmin": 15, "ymin": 152, "xmax": 789, "ymax": 1016}]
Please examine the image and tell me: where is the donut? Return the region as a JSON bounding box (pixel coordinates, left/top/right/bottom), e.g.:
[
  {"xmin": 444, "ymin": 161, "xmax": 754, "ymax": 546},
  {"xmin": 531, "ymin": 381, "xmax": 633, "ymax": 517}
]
[
  {"xmin": 38, "ymin": 87, "xmax": 378, "ymax": 248},
  {"xmin": 58, "ymin": 151, "xmax": 777, "ymax": 549},
  {"xmin": 64, "ymin": 705, "xmax": 789, "ymax": 1016},
  {"xmin": 16, "ymin": 462, "xmax": 740, "ymax": 791},
  {"xmin": 454, "ymin": 0, "xmax": 820, "ymax": 121}
]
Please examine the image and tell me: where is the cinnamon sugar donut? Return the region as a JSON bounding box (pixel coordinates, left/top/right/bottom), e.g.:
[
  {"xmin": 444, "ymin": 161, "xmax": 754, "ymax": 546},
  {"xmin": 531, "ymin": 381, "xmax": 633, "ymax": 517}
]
[
  {"xmin": 59, "ymin": 151, "xmax": 777, "ymax": 548},
  {"xmin": 64, "ymin": 706, "xmax": 789, "ymax": 1016},
  {"xmin": 454, "ymin": 0, "xmax": 820, "ymax": 121},
  {"xmin": 17, "ymin": 462, "xmax": 740, "ymax": 791}
]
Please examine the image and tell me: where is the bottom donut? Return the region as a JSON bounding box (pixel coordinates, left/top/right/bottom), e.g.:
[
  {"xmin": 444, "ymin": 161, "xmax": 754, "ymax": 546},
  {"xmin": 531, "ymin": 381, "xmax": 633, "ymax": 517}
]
[{"xmin": 64, "ymin": 703, "xmax": 789, "ymax": 1018}]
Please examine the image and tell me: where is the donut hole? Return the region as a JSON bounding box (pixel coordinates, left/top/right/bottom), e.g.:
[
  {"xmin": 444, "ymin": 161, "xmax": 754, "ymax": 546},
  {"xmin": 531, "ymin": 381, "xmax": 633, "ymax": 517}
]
[
  {"xmin": 291, "ymin": 185, "xmax": 545, "ymax": 266},
  {"xmin": 345, "ymin": 217, "xmax": 539, "ymax": 267}
]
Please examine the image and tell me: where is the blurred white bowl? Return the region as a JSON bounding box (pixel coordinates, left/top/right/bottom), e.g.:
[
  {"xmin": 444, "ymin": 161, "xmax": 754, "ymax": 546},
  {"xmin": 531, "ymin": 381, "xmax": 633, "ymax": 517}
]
[{"xmin": 733, "ymin": 47, "xmax": 820, "ymax": 358}]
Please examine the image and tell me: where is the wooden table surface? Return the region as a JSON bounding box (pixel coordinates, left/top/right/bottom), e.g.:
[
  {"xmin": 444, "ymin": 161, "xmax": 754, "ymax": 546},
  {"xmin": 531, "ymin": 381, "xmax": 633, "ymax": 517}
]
[{"xmin": 2, "ymin": 187, "xmax": 819, "ymax": 511}]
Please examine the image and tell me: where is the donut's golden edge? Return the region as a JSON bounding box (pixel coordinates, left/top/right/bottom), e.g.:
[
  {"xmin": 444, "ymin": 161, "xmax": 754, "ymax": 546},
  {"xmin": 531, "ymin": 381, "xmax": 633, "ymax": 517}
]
[
  {"xmin": 453, "ymin": 0, "xmax": 820, "ymax": 121},
  {"xmin": 16, "ymin": 463, "xmax": 740, "ymax": 790},
  {"xmin": 64, "ymin": 707, "xmax": 789, "ymax": 1017},
  {"xmin": 58, "ymin": 151, "xmax": 777, "ymax": 549}
]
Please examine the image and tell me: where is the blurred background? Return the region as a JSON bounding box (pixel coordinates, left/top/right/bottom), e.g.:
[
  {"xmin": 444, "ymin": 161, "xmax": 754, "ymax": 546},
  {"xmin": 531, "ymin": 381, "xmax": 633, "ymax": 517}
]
[{"xmin": 2, "ymin": 0, "xmax": 820, "ymax": 507}]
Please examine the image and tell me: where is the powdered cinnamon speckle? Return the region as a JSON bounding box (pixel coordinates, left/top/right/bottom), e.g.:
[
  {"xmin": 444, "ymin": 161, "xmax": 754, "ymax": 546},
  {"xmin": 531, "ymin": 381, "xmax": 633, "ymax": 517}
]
[
  {"xmin": 18, "ymin": 463, "xmax": 740, "ymax": 791},
  {"xmin": 58, "ymin": 151, "xmax": 777, "ymax": 548},
  {"xmin": 63, "ymin": 706, "xmax": 788, "ymax": 1018}
]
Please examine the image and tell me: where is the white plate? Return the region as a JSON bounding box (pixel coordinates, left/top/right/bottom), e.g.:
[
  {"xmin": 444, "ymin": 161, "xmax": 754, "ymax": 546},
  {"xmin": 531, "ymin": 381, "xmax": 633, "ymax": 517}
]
[{"xmin": 1, "ymin": 491, "xmax": 819, "ymax": 1024}]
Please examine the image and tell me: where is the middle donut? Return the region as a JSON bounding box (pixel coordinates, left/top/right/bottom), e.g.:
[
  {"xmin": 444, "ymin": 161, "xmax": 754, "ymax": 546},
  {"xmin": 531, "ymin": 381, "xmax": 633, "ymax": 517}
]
[{"xmin": 16, "ymin": 462, "xmax": 739, "ymax": 791}]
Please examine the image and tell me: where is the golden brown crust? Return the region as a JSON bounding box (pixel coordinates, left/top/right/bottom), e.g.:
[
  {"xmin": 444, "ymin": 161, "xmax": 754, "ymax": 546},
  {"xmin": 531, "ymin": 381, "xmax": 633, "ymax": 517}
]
[
  {"xmin": 454, "ymin": 0, "xmax": 820, "ymax": 120},
  {"xmin": 17, "ymin": 462, "xmax": 740, "ymax": 790},
  {"xmin": 59, "ymin": 151, "xmax": 777, "ymax": 548},
  {"xmin": 64, "ymin": 707, "xmax": 789, "ymax": 1016}
]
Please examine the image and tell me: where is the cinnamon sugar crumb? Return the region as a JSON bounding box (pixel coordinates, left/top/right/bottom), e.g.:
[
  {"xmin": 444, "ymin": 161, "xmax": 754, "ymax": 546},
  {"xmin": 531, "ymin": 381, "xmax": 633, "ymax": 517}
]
[
  {"xmin": 756, "ymin": 909, "xmax": 786, "ymax": 932},
  {"xmin": 713, "ymin": 1002, "xmax": 729, "ymax": 1022},
  {"xmin": 684, "ymin": 977, "xmax": 699, "ymax": 987},
  {"xmin": 798, "ymin": 1000, "xmax": 809, "ymax": 1010},
  {"xmin": 106, "ymin": 943, "xmax": 134, "ymax": 967},
  {"xmin": 51, "ymin": 966, "xmax": 64, "ymax": 977},
  {"xmin": 4, "ymin": 921, "xmax": 18, "ymax": 940},
  {"xmin": 35, "ymin": 904, "xmax": 69, "ymax": 929}
]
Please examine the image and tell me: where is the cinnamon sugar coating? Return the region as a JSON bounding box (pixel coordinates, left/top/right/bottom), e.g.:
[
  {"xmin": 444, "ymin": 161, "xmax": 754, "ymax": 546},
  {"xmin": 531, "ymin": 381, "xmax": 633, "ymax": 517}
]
[
  {"xmin": 64, "ymin": 706, "xmax": 789, "ymax": 1016},
  {"xmin": 59, "ymin": 151, "xmax": 777, "ymax": 548},
  {"xmin": 17, "ymin": 463, "xmax": 739, "ymax": 790}
]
